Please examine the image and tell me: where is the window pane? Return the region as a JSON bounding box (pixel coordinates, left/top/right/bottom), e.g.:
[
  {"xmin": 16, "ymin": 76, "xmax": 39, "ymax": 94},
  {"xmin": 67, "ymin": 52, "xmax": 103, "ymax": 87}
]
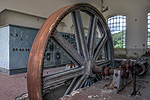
[
  {"xmin": 148, "ymin": 16, "xmax": 150, "ymax": 19},
  {"xmin": 108, "ymin": 15, "xmax": 126, "ymax": 48},
  {"xmin": 148, "ymin": 24, "xmax": 150, "ymax": 28},
  {"xmin": 148, "ymin": 13, "xmax": 150, "ymax": 48},
  {"xmin": 148, "ymin": 20, "xmax": 150, "ymax": 23}
]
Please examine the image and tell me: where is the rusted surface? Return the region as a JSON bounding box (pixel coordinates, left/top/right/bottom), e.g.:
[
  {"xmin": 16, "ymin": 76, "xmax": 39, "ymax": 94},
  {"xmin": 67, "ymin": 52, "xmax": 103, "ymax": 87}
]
[
  {"xmin": 104, "ymin": 67, "xmax": 114, "ymax": 76},
  {"xmin": 142, "ymin": 51, "xmax": 150, "ymax": 57},
  {"xmin": 119, "ymin": 60, "xmax": 135, "ymax": 78},
  {"xmin": 92, "ymin": 66, "xmax": 114, "ymax": 76},
  {"xmin": 27, "ymin": 5, "xmax": 73, "ymax": 100},
  {"xmin": 61, "ymin": 75, "xmax": 150, "ymax": 100},
  {"xmin": 27, "ymin": 3, "xmax": 113, "ymax": 100},
  {"xmin": 27, "ymin": 53, "xmax": 43, "ymax": 100},
  {"xmin": 92, "ymin": 59, "xmax": 135, "ymax": 78},
  {"xmin": 92, "ymin": 66, "xmax": 102, "ymax": 74}
]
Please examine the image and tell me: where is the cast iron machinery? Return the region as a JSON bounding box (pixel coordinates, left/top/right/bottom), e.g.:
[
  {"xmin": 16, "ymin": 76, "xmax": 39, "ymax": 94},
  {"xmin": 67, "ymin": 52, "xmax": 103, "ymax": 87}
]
[
  {"xmin": 27, "ymin": 3, "xmax": 150, "ymax": 100},
  {"xmin": 27, "ymin": 3, "xmax": 114, "ymax": 100}
]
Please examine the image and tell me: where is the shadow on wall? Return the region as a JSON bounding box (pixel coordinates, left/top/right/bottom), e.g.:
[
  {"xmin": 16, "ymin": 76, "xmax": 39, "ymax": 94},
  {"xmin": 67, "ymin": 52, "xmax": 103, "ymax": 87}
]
[
  {"xmin": 114, "ymin": 48, "xmax": 148, "ymax": 59},
  {"xmin": 114, "ymin": 48, "xmax": 126, "ymax": 59}
]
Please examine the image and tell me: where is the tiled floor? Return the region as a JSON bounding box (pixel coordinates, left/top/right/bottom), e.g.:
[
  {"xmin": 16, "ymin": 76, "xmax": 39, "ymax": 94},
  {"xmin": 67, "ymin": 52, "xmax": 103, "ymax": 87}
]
[
  {"xmin": 0, "ymin": 68, "xmax": 150, "ymax": 100},
  {"xmin": 0, "ymin": 67, "xmax": 65, "ymax": 100},
  {"xmin": 0, "ymin": 72, "xmax": 27, "ymax": 100}
]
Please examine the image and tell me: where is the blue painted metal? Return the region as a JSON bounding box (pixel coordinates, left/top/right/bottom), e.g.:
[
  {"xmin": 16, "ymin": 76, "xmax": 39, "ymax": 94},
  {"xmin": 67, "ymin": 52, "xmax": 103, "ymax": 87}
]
[
  {"xmin": 0, "ymin": 26, "xmax": 9, "ymax": 72},
  {"xmin": 44, "ymin": 32, "xmax": 76, "ymax": 68},
  {"xmin": 0, "ymin": 25, "xmax": 75, "ymax": 74},
  {"xmin": 0, "ymin": 25, "xmax": 38, "ymax": 74}
]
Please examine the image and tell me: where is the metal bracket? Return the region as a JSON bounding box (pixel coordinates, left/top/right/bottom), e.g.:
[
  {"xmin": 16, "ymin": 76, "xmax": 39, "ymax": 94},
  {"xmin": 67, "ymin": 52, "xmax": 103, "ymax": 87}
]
[{"xmin": 110, "ymin": 69, "xmax": 124, "ymax": 90}]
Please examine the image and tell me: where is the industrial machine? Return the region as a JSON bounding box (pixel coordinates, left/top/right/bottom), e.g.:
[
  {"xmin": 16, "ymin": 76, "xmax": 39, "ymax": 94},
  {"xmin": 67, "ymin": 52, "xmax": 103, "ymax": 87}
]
[
  {"xmin": 0, "ymin": 25, "xmax": 38, "ymax": 74},
  {"xmin": 0, "ymin": 24, "xmax": 73, "ymax": 75},
  {"xmin": 27, "ymin": 3, "xmax": 150, "ymax": 100},
  {"xmin": 27, "ymin": 3, "xmax": 114, "ymax": 100},
  {"xmin": 44, "ymin": 32, "xmax": 75, "ymax": 68}
]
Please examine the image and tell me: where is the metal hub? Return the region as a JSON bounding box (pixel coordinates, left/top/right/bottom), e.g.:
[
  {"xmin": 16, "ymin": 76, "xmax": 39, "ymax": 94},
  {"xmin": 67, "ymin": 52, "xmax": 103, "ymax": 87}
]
[
  {"xmin": 27, "ymin": 3, "xmax": 114, "ymax": 100},
  {"xmin": 84, "ymin": 59, "xmax": 97, "ymax": 78}
]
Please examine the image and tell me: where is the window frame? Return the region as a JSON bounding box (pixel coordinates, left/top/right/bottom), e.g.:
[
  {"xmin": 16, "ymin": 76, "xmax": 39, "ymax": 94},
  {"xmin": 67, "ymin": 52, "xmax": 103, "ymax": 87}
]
[
  {"xmin": 147, "ymin": 12, "xmax": 150, "ymax": 48},
  {"xmin": 107, "ymin": 14, "xmax": 127, "ymax": 48}
]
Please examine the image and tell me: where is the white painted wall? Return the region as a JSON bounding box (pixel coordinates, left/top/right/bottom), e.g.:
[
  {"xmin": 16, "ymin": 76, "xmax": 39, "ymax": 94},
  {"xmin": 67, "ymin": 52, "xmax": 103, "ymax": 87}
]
[
  {"xmin": 1, "ymin": 0, "xmax": 149, "ymax": 58},
  {"xmin": 0, "ymin": 0, "xmax": 100, "ymax": 30},
  {"xmin": 0, "ymin": 0, "xmax": 100, "ymax": 18},
  {"xmin": 102, "ymin": 0, "xmax": 150, "ymax": 58},
  {"xmin": 0, "ymin": 10, "xmax": 46, "ymax": 29}
]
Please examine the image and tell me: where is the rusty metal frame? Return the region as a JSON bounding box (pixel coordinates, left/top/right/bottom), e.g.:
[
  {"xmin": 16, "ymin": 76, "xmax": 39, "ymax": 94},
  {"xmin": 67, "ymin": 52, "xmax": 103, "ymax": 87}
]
[{"xmin": 27, "ymin": 3, "xmax": 114, "ymax": 100}]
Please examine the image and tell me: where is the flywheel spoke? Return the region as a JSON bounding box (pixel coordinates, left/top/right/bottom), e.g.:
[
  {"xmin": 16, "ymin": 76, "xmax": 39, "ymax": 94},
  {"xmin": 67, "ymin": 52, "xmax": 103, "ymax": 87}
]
[
  {"xmin": 51, "ymin": 31, "xmax": 85, "ymax": 66},
  {"xmin": 71, "ymin": 11, "xmax": 83, "ymax": 55},
  {"xmin": 71, "ymin": 10, "xmax": 89, "ymax": 60},
  {"xmin": 27, "ymin": 3, "xmax": 114, "ymax": 100},
  {"xmin": 64, "ymin": 77, "xmax": 78, "ymax": 95},
  {"xmin": 43, "ymin": 67, "xmax": 84, "ymax": 89},
  {"xmin": 72, "ymin": 75, "xmax": 85, "ymax": 91},
  {"xmin": 64, "ymin": 75, "xmax": 85, "ymax": 95},
  {"xmin": 94, "ymin": 33, "xmax": 108, "ymax": 60},
  {"xmin": 106, "ymin": 41, "xmax": 111, "ymax": 60},
  {"xmin": 97, "ymin": 60, "xmax": 111, "ymax": 67},
  {"xmin": 87, "ymin": 16, "xmax": 97, "ymax": 57}
]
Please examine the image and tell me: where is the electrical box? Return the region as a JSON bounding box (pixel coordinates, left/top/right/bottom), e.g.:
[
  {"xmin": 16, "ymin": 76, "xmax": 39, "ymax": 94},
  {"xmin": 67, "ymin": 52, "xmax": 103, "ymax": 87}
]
[
  {"xmin": 0, "ymin": 25, "xmax": 38, "ymax": 74},
  {"xmin": 44, "ymin": 32, "xmax": 76, "ymax": 68},
  {"xmin": 0, "ymin": 25, "xmax": 76, "ymax": 75}
]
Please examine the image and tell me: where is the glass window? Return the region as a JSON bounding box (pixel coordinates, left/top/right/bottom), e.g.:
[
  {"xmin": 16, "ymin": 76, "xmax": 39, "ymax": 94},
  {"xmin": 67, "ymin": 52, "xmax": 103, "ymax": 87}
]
[
  {"xmin": 147, "ymin": 13, "xmax": 150, "ymax": 48},
  {"xmin": 108, "ymin": 15, "xmax": 126, "ymax": 48}
]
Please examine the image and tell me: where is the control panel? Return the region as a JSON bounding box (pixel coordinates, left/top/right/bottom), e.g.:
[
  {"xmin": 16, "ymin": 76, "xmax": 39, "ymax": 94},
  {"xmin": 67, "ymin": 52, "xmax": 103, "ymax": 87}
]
[
  {"xmin": 0, "ymin": 25, "xmax": 77, "ymax": 74},
  {"xmin": 9, "ymin": 25, "xmax": 38, "ymax": 71},
  {"xmin": 44, "ymin": 32, "xmax": 76, "ymax": 68}
]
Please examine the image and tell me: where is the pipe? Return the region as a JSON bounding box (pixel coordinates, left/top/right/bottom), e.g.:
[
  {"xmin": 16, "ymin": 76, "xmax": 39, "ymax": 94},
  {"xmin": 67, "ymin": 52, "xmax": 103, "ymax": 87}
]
[
  {"xmin": 134, "ymin": 59, "xmax": 148, "ymax": 75},
  {"xmin": 92, "ymin": 66, "xmax": 114, "ymax": 76}
]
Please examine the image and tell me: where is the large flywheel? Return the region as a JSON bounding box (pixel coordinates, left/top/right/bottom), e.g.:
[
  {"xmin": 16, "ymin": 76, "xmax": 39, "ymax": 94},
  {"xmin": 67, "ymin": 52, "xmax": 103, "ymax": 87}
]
[{"xmin": 27, "ymin": 3, "xmax": 114, "ymax": 100}]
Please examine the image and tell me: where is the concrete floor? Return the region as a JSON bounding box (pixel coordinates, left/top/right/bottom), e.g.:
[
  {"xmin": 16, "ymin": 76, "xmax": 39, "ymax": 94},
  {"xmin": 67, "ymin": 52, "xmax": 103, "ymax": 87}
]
[{"xmin": 62, "ymin": 75, "xmax": 150, "ymax": 100}]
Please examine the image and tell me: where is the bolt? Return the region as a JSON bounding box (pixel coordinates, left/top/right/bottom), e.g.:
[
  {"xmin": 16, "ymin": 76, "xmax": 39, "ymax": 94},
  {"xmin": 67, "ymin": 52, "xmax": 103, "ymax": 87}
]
[
  {"xmin": 105, "ymin": 84, "xmax": 108, "ymax": 87},
  {"xmin": 103, "ymin": 84, "xmax": 108, "ymax": 88},
  {"xmin": 136, "ymin": 91, "xmax": 141, "ymax": 96},
  {"xmin": 114, "ymin": 86, "xmax": 117, "ymax": 89},
  {"xmin": 86, "ymin": 74, "xmax": 89, "ymax": 78},
  {"xmin": 115, "ymin": 73, "xmax": 118, "ymax": 77},
  {"xmin": 142, "ymin": 86, "xmax": 146, "ymax": 88}
]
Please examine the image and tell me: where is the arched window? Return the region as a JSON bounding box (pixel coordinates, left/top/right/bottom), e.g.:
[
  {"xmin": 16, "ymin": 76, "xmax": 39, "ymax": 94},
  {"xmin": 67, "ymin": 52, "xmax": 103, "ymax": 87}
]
[
  {"xmin": 108, "ymin": 15, "xmax": 126, "ymax": 48},
  {"xmin": 147, "ymin": 13, "xmax": 150, "ymax": 48}
]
